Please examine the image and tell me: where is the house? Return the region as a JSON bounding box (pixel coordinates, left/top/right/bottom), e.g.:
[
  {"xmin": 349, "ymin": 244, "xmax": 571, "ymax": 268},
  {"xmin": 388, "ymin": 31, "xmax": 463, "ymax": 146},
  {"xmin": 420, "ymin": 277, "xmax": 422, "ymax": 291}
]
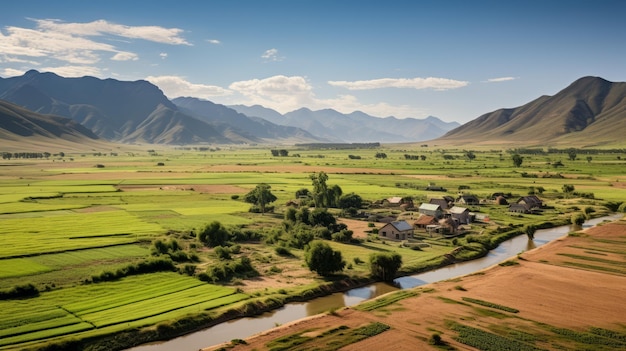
[
  {"xmin": 379, "ymin": 220, "xmax": 414, "ymax": 240},
  {"xmin": 418, "ymin": 203, "xmax": 443, "ymax": 218},
  {"xmin": 383, "ymin": 196, "xmax": 413, "ymax": 209},
  {"xmin": 517, "ymin": 195, "xmax": 543, "ymax": 209},
  {"xmin": 456, "ymin": 194, "xmax": 480, "ymax": 205},
  {"xmin": 508, "ymin": 203, "xmax": 531, "ymax": 213},
  {"xmin": 414, "ymin": 214, "xmax": 437, "ymax": 229},
  {"xmin": 449, "ymin": 206, "xmax": 471, "ymax": 224},
  {"xmin": 429, "ymin": 198, "xmax": 450, "ymax": 210}
]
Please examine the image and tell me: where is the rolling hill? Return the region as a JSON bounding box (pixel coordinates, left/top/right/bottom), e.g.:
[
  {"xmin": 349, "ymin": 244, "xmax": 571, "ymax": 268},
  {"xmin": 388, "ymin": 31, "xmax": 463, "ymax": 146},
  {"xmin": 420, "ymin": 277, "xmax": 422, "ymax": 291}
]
[
  {"xmin": 0, "ymin": 99, "xmax": 111, "ymax": 152},
  {"xmin": 436, "ymin": 76, "xmax": 626, "ymax": 147}
]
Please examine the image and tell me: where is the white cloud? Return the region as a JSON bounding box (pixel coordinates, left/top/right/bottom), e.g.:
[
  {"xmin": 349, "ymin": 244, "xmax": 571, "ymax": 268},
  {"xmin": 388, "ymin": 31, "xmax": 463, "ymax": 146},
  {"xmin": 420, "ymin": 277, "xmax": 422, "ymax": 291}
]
[
  {"xmin": 159, "ymin": 52, "xmax": 168, "ymax": 59},
  {"xmin": 486, "ymin": 76, "xmax": 518, "ymax": 83},
  {"xmin": 0, "ymin": 68, "xmax": 28, "ymax": 77},
  {"xmin": 146, "ymin": 75, "xmax": 233, "ymax": 98},
  {"xmin": 33, "ymin": 19, "xmax": 191, "ymax": 45},
  {"xmin": 0, "ymin": 18, "xmax": 190, "ymax": 66},
  {"xmin": 39, "ymin": 65, "xmax": 103, "ymax": 77},
  {"xmin": 225, "ymin": 75, "xmax": 425, "ymax": 118},
  {"xmin": 261, "ymin": 48, "xmax": 284, "ymax": 62},
  {"xmin": 328, "ymin": 76, "xmax": 469, "ymax": 91},
  {"xmin": 207, "ymin": 39, "xmax": 221, "ymax": 45},
  {"xmin": 111, "ymin": 51, "xmax": 138, "ymax": 61}
]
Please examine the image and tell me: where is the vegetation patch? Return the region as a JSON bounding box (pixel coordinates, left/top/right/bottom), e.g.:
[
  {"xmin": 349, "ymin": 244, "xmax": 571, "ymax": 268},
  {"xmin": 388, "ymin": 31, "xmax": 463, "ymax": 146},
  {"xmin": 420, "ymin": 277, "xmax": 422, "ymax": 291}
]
[
  {"xmin": 461, "ymin": 297, "xmax": 519, "ymax": 313},
  {"xmin": 265, "ymin": 322, "xmax": 390, "ymax": 351},
  {"xmin": 356, "ymin": 290, "xmax": 418, "ymax": 311},
  {"xmin": 451, "ymin": 322, "xmax": 546, "ymax": 351}
]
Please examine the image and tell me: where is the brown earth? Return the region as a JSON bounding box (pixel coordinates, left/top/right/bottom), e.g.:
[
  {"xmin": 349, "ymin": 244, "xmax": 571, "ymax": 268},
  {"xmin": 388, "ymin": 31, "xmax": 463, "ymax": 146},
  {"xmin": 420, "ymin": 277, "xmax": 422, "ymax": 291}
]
[{"xmin": 205, "ymin": 218, "xmax": 626, "ymax": 351}]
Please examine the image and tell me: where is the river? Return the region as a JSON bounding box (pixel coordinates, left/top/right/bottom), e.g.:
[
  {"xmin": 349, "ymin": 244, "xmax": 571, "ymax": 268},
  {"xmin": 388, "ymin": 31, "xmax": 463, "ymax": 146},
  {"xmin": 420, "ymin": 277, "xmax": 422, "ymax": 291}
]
[{"xmin": 128, "ymin": 214, "xmax": 620, "ymax": 351}]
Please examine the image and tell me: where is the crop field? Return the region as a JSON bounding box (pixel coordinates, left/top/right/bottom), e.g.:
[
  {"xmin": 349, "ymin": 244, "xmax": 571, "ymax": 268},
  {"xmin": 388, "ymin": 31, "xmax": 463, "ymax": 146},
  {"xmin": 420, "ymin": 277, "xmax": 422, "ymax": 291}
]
[
  {"xmin": 0, "ymin": 145, "xmax": 624, "ymax": 350},
  {"xmin": 0, "ymin": 272, "xmax": 248, "ymax": 348}
]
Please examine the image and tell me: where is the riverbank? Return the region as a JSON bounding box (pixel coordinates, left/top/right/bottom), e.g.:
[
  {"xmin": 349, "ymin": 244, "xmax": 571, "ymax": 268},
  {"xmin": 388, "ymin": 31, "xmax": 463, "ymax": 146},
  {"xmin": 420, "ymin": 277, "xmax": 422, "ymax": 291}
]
[{"xmin": 205, "ymin": 217, "xmax": 626, "ymax": 350}]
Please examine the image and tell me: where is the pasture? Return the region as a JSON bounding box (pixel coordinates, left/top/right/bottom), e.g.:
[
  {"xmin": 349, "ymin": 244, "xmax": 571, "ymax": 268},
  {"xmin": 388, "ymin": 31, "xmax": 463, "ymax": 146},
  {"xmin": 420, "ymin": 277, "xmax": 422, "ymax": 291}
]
[{"xmin": 0, "ymin": 144, "xmax": 624, "ymax": 350}]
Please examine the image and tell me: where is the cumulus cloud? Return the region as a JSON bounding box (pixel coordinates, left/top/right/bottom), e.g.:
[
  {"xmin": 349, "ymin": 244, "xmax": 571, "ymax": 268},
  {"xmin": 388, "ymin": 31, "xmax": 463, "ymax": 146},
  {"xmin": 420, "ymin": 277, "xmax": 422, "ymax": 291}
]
[
  {"xmin": 33, "ymin": 19, "xmax": 191, "ymax": 45},
  {"xmin": 146, "ymin": 75, "xmax": 233, "ymax": 98},
  {"xmin": 0, "ymin": 18, "xmax": 190, "ymax": 66},
  {"xmin": 207, "ymin": 39, "xmax": 221, "ymax": 45},
  {"xmin": 328, "ymin": 76, "xmax": 469, "ymax": 91},
  {"xmin": 261, "ymin": 48, "xmax": 284, "ymax": 62},
  {"xmin": 39, "ymin": 65, "xmax": 104, "ymax": 77},
  {"xmin": 111, "ymin": 52, "xmax": 138, "ymax": 61},
  {"xmin": 223, "ymin": 75, "xmax": 425, "ymax": 118},
  {"xmin": 486, "ymin": 76, "xmax": 517, "ymax": 83}
]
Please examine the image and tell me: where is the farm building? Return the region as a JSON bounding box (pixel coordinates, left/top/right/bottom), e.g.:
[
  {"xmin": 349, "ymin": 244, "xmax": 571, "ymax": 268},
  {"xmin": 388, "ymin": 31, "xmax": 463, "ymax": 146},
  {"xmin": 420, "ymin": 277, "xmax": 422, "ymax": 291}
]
[
  {"xmin": 429, "ymin": 198, "xmax": 450, "ymax": 210},
  {"xmin": 379, "ymin": 220, "xmax": 414, "ymax": 240},
  {"xmin": 509, "ymin": 203, "xmax": 531, "ymax": 213},
  {"xmin": 414, "ymin": 214, "xmax": 437, "ymax": 229},
  {"xmin": 382, "ymin": 196, "xmax": 403, "ymax": 207},
  {"xmin": 449, "ymin": 206, "xmax": 471, "ymax": 224},
  {"xmin": 456, "ymin": 194, "xmax": 480, "ymax": 205},
  {"xmin": 418, "ymin": 203, "xmax": 443, "ymax": 218},
  {"xmin": 517, "ymin": 195, "xmax": 543, "ymax": 209}
]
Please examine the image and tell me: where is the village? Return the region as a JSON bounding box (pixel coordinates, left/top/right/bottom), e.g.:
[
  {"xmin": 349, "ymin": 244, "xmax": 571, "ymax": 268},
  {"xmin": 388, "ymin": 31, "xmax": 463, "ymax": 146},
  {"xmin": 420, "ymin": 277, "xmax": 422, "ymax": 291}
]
[{"xmin": 362, "ymin": 193, "xmax": 544, "ymax": 242}]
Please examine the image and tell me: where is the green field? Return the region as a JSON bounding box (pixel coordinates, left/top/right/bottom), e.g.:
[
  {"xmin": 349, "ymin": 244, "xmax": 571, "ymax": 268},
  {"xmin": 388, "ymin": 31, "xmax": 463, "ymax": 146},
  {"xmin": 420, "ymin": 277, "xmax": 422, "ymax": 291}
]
[{"xmin": 0, "ymin": 145, "xmax": 624, "ymax": 350}]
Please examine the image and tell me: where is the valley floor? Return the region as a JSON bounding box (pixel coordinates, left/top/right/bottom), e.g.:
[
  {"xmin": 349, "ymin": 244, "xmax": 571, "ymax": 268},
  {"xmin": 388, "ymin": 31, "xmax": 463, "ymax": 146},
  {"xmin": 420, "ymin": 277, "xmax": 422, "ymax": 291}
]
[{"xmin": 206, "ymin": 219, "xmax": 626, "ymax": 351}]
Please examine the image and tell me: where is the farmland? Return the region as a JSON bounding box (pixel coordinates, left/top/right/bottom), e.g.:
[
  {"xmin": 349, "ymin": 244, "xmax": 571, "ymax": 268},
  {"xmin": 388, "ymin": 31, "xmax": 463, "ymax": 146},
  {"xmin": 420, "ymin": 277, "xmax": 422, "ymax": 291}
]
[{"xmin": 0, "ymin": 145, "xmax": 625, "ymax": 350}]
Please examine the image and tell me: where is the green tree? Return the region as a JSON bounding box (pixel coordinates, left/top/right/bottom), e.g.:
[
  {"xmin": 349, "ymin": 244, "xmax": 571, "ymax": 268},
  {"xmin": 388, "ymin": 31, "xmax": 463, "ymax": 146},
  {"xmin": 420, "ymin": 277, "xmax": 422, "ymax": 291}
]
[
  {"xmin": 567, "ymin": 148, "xmax": 577, "ymax": 161},
  {"xmin": 562, "ymin": 184, "xmax": 575, "ymax": 194},
  {"xmin": 571, "ymin": 213, "xmax": 586, "ymax": 226},
  {"xmin": 369, "ymin": 252, "xmax": 402, "ymax": 281},
  {"xmin": 310, "ymin": 171, "xmax": 329, "ymax": 208},
  {"xmin": 465, "ymin": 150, "xmax": 476, "ymax": 162},
  {"xmin": 244, "ymin": 183, "xmax": 277, "ymax": 214},
  {"xmin": 338, "ymin": 193, "xmax": 363, "ymax": 210},
  {"xmin": 512, "ymin": 154, "xmax": 523, "ymax": 167},
  {"xmin": 524, "ymin": 224, "xmax": 537, "ymax": 240},
  {"xmin": 198, "ymin": 221, "xmax": 230, "ymax": 247},
  {"xmin": 305, "ymin": 241, "xmax": 345, "ymax": 276}
]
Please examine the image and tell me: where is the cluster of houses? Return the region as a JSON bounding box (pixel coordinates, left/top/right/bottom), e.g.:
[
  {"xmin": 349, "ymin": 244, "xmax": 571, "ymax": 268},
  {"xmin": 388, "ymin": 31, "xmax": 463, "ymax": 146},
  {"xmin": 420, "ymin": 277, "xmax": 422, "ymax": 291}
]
[{"xmin": 376, "ymin": 194, "xmax": 544, "ymax": 241}]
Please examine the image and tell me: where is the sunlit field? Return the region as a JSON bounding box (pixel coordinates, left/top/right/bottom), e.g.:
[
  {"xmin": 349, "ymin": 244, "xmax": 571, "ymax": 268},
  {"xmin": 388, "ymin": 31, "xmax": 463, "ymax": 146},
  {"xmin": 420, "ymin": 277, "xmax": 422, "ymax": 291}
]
[{"xmin": 0, "ymin": 144, "xmax": 624, "ymax": 350}]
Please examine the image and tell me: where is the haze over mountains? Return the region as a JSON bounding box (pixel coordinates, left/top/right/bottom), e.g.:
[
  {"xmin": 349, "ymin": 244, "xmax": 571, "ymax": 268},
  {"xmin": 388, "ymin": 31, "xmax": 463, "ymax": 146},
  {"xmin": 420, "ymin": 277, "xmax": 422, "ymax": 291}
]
[
  {"xmin": 0, "ymin": 71, "xmax": 624, "ymax": 149},
  {"xmin": 0, "ymin": 70, "xmax": 457, "ymax": 147}
]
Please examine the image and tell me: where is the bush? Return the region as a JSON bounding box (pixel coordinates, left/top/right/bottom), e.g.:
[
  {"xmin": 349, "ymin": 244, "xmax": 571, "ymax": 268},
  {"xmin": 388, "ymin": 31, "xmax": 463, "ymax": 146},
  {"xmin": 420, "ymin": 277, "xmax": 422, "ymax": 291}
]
[
  {"xmin": 0, "ymin": 283, "xmax": 39, "ymax": 300},
  {"xmin": 369, "ymin": 252, "xmax": 402, "ymax": 281},
  {"xmin": 305, "ymin": 241, "xmax": 345, "ymax": 276},
  {"xmin": 275, "ymin": 246, "xmax": 293, "ymax": 256}
]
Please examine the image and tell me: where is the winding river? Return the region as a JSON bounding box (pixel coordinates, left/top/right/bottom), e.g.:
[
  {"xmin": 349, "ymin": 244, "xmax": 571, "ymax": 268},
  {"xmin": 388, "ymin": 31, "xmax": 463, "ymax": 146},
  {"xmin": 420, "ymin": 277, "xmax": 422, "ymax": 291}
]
[{"xmin": 128, "ymin": 214, "xmax": 621, "ymax": 351}]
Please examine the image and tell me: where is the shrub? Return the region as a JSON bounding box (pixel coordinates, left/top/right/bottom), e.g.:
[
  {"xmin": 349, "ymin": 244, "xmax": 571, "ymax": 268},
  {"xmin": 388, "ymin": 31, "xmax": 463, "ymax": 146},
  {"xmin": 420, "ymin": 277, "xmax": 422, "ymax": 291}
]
[
  {"xmin": 275, "ymin": 246, "xmax": 293, "ymax": 256},
  {"xmin": 0, "ymin": 283, "xmax": 39, "ymax": 300}
]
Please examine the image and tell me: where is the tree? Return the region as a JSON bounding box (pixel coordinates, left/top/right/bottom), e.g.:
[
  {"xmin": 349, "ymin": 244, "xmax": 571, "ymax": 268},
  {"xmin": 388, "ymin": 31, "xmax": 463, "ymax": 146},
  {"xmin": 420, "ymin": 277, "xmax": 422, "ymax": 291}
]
[
  {"xmin": 305, "ymin": 241, "xmax": 345, "ymax": 276},
  {"xmin": 369, "ymin": 252, "xmax": 402, "ymax": 281},
  {"xmin": 375, "ymin": 152, "xmax": 387, "ymax": 159},
  {"xmin": 586, "ymin": 156, "xmax": 593, "ymax": 163},
  {"xmin": 199, "ymin": 221, "xmax": 230, "ymax": 247},
  {"xmin": 571, "ymin": 213, "xmax": 586, "ymax": 226},
  {"xmin": 567, "ymin": 148, "xmax": 577, "ymax": 161},
  {"xmin": 310, "ymin": 172, "xmax": 329, "ymax": 208},
  {"xmin": 465, "ymin": 150, "xmax": 476, "ymax": 162},
  {"xmin": 338, "ymin": 193, "xmax": 363, "ymax": 210},
  {"xmin": 328, "ymin": 184, "xmax": 343, "ymax": 207},
  {"xmin": 562, "ymin": 184, "xmax": 575, "ymax": 194},
  {"xmin": 244, "ymin": 183, "xmax": 277, "ymax": 214},
  {"xmin": 512, "ymin": 154, "xmax": 523, "ymax": 167},
  {"xmin": 524, "ymin": 224, "xmax": 537, "ymax": 240}
]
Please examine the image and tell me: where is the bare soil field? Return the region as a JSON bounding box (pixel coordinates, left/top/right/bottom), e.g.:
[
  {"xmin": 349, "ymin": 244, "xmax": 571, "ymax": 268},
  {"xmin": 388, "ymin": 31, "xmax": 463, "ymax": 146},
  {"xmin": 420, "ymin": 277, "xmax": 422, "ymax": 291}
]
[{"xmin": 207, "ymin": 218, "xmax": 626, "ymax": 350}]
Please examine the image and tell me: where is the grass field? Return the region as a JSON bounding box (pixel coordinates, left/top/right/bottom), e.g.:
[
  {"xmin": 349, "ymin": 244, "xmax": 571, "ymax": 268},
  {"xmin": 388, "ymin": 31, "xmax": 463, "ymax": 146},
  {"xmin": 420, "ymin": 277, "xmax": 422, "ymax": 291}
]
[{"xmin": 0, "ymin": 145, "xmax": 624, "ymax": 350}]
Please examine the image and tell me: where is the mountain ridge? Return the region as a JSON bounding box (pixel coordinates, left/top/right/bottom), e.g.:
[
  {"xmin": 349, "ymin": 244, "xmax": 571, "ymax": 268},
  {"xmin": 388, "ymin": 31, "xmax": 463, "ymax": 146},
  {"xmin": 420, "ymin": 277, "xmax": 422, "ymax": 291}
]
[{"xmin": 435, "ymin": 76, "xmax": 626, "ymax": 147}]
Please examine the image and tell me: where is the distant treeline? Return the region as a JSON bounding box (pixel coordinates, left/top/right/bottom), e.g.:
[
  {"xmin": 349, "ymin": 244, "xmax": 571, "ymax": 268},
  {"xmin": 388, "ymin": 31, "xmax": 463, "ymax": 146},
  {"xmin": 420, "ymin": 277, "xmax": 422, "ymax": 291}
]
[
  {"xmin": 2, "ymin": 152, "xmax": 54, "ymax": 159},
  {"xmin": 295, "ymin": 142, "xmax": 381, "ymax": 150},
  {"xmin": 507, "ymin": 148, "xmax": 626, "ymax": 155}
]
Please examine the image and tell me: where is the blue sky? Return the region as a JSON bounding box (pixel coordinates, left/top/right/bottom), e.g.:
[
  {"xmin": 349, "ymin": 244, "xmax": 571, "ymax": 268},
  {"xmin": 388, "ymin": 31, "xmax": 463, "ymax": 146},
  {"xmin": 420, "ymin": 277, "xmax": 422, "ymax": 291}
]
[{"xmin": 1, "ymin": 0, "xmax": 625, "ymax": 123}]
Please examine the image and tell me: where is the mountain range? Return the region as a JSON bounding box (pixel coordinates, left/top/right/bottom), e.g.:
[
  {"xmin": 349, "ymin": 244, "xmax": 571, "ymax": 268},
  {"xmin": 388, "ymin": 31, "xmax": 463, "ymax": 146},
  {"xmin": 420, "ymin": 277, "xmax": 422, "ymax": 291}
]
[
  {"xmin": 0, "ymin": 71, "xmax": 624, "ymax": 149},
  {"xmin": 437, "ymin": 76, "xmax": 626, "ymax": 147},
  {"xmin": 0, "ymin": 70, "xmax": 457, "ymax": 146}
]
